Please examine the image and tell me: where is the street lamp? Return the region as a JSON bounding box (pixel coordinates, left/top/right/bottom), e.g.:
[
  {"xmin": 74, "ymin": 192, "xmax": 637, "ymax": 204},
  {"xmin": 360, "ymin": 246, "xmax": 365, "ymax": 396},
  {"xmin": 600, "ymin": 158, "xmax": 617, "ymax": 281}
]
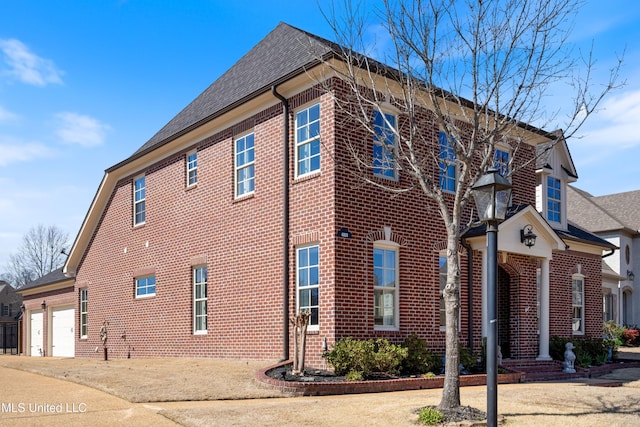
[{"xmin": 471, "ymin": 168, "xmax": 512, "ymax": 427}]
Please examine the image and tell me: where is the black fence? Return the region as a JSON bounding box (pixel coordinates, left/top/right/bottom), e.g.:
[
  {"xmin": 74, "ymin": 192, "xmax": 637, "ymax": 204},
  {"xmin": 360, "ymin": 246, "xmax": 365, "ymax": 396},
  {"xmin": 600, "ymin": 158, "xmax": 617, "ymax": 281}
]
[{"xmin": 0, "ymin": 323, "xmax": 18, "ymax": 355}]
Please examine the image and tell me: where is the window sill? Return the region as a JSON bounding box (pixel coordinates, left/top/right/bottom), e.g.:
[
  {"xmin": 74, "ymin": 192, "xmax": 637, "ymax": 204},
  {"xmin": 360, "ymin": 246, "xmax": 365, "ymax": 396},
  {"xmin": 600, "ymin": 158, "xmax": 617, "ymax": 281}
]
[
  {"xmin": 193, "ymin": 331, "xmax": 208, "ymax": 336},
  {"xmin": 186, "ymin": 183, "xmax": 198, "ymax": 191},
  {"xmin": 135, "ymin": 294, "xmax": 156, "ymax": 300},
  {"xmin": 294, "ymin": 171, "xmax": 321, "ymax": 184},
  {"xmin": 234, "ymin": 192, "xmax": 255, "ymax": 203}
]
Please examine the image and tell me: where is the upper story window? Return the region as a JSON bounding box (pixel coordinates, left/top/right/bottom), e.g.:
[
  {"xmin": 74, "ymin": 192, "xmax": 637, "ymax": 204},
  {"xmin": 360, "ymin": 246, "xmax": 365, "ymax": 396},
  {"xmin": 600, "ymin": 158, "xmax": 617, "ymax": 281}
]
[
  {"xmin": 372, "ymin": 110, "xmax": 397, "ymax": 179},
  {"xmin": 133, "ymin": 175, "xmax": 146, "ymax": 226},
  {"xmin": 494, "ymin": 148, "xmax": 510, "ymax": 177},
  {"xmin": 1, "ymin": 303, "xmax": 9, "ymax": 317},
  {"xmin": 193, "ymin": 266, "xmax": 208, "ymax": 334},
  {"xmin": 547, "ymin": 176, "xmax": 561, "ymax": 223},
  {"xmin": 186, "ymin": 151, "xmax": 197, "ymax": 187},
  {"xmin": 572, "ymin": 275, "xmax": 585, "ymax": 335},
  {"xmin": 235, "ymin": 132, "xmax": 255, "ymax": 197},
  {"xmin": 296, "ymin": 245, "xmax": 319, "ymax": 330},
  {"xmin": 79, "ymin": 288, "xmax": 88, "ymax": 338},
  {"xmin": 438, "ymin": 131, "xmax": 456, "ymax": 192},
  {"xmin": 374, "ymin": 243, "xmax": 399, "ymax": 330},
  {"xmin": 295, "ymin": 103, "xmax": 320, "ymax": 177},
  {"xmin": 135, "ymin": 275, "xmax": 156, "ymax": 298}
]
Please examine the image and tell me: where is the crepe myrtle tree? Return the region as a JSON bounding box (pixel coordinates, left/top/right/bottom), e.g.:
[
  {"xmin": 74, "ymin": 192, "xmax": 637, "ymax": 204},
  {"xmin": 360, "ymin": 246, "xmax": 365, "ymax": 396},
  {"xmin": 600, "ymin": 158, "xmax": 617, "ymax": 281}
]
[{"xmin": 320, "ymin": 0, "xmax": 623, "ymax": 411}]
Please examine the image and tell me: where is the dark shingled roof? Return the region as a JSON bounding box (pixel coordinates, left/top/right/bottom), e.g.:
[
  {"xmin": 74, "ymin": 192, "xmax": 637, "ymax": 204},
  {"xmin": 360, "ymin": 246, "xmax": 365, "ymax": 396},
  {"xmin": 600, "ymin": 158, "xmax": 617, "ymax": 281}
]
[
  {"xmin": 568, "ymin": 185, "xmax": 640, "ymax": 234},
  {"xmin": 109, "ymin": 23, "xmax": 336, "ymax": 171},
  {"xmin": 20, "ymin": 268, "xmax": 74, "ymax": 291}
]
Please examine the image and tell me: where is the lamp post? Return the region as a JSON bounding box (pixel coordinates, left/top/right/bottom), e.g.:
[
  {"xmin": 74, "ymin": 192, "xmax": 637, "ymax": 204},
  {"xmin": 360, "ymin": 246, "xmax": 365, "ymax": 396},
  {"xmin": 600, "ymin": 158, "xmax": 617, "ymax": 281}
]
[{"xmin": 471, "ymin": 168, "xmax": 512, "ymax": 427}]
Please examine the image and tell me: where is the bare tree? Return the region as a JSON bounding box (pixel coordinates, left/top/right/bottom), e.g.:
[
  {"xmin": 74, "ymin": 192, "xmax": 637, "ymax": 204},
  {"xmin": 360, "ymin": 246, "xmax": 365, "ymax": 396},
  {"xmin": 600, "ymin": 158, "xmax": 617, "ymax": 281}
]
[
  {"xmin": 321, "ymin": 0, "xmax": 623, "ymax": 411},
  {"xmin": 2, "ymin": 224, "xmax": 70, "ymax": 288}
]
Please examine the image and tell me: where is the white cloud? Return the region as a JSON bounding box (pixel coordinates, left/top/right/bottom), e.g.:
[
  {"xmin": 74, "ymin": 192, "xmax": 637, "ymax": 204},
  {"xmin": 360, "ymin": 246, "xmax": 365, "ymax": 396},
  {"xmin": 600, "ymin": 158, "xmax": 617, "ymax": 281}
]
[
  {"xmin": 0, "ymin": 105, "xmax": 19, "ymax": 122},
  {"xmin": 0, "ymin": 38, "xmax": 63, "ymax": 86},
  {"xmin": 54, "ymin": 112, "xmax": 110, "ymax": 147},
  {"xmin": 578, "ymin": 89, "xmax": 640, "ymax": 148},
  {"xmin": 0, "ymin": 136, "xmax": 55, "ymax": 166}
]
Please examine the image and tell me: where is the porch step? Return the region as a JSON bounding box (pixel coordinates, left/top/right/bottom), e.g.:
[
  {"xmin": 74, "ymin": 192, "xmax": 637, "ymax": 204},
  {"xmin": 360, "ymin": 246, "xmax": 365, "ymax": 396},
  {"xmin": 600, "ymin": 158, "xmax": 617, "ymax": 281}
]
[{"xmin": 501, "ymin": 359, "xmax": 586, "ymax": 382}]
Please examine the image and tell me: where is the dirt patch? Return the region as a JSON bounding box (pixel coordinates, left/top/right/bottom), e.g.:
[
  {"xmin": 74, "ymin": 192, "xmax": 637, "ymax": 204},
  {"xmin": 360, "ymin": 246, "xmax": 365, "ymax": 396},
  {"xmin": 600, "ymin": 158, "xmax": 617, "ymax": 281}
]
[{"xmin": 0, "ymin": 357, "xmax": 283, "ymax": 402}]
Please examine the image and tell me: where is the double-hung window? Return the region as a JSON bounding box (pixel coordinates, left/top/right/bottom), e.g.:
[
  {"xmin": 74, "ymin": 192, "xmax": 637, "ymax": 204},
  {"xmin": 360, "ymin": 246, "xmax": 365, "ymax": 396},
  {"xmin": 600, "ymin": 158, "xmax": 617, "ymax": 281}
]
[
  {"xmin": 494, "ymin": 148, "xmax": 510, "ymax": 177},
  {"xmin": 135, "ymin": 276, "xmax": 156, "ymax": 298},
  {"xmin": 235, "ymin": 133, "xmax": 255, "ymax": 197},
  {"xmin": 80, "ymin": 288, "xmax": 88, "ymax": 338},
  {"xmin": 193, "ymin": 266, "xmax": 208, "ymax": 334},
  {"xmin": 373, "ymin": 110, "xmax": 397, "ymax": 179},
  {"xmin": 295, "ymin": 103, "xmax": 321, "ymax": 177},
  {"xmin": 439, "ymin": 131, "xmax": 456, "ymax": 192},
  {"xmin": 572, "ymin": 276, "xmax": 585, "ymax": 334},
  {"xmin": 547, "ymin": 176, "xmax": 561, "ymax": 223},
  {"xmin": 134, "ymin": 175, "xmax": 146, "ymax": 226},
  {"xmin": 374, "ymin": 243, "xmax": 399, "ymax": 330},
  {"xmin": 186, "ymin": 151, "xmax": 197, "ymax": 187},
  {"xmin": 296, "ymin": 245, "xmax": 319, "ymax": 330}
]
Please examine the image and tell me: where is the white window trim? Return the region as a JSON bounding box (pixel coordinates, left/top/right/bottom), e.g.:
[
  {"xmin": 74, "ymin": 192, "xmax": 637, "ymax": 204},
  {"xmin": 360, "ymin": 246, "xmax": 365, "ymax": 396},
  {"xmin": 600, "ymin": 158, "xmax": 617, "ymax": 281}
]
[
  {"xmin": 374, "ymin": 241, "xmax": 400, "ymax": 331},
  {"xmin": 133, "ymin": 174, "xmax": 146, "ymax": 226},
  {"xmin": 546, "ymin": 175, "xmax": 562, "ymax": 225},
  {"xmin": 439, "ymin": 131, "xmax": 456, "ymax": 193},
  {"xmin": 80, "ymin": 288, "xmax": 88, "ymax": 339},
  {"xmin": 193, "ymin": 265, "xmax": 208, "ymax": 335},
  {"xmin": 373, "ymin": 109, "xmax": 399, "ymax": 181},
  {"xmin": 572, "ymin": 274, "xmax": 585, "ymax": 335},
  {"xmin": 294, "ymin": 103, "xmax": 321, "ymax": 178},
  {"xmin": 186, "ymin": 150, "xmax": 197, "ymax": 188},
  {"xmin": 234, "ymin": 132, "xmax": 255, "ymax": 198},
  {"xmin": 135, "ymin": 276, "xmax": 156, "ymax": 299},
  {"xmin": 296, "ymin": 244, "xmax": 320, "ymax": 332}
]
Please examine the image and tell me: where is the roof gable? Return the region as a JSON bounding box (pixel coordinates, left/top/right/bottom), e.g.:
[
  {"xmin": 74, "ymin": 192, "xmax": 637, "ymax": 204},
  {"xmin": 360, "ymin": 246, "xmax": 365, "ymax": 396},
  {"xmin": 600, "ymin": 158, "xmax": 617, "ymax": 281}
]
[
  {"xmin": 117, "ymin": 23, "xmax": 335, "ymax": 168},
  {"xmin": 568, "ymin": 185, "xmax": 638, "ymax": 234},
  {"xmin": 535, "ymin": 132, "xmax": 578, "ymax": 180}
]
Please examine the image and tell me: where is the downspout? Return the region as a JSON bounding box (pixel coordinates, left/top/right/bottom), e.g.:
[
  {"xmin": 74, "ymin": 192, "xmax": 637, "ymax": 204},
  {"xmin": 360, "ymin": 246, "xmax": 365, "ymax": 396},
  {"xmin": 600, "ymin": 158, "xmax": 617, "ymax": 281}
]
[
  {"xmin": 272, "ymin": 85, "xmax": 290, "ymax": 362},
  {"xmin": 461, "ymin": 238, "xmax": 474, "ymax": 353}
]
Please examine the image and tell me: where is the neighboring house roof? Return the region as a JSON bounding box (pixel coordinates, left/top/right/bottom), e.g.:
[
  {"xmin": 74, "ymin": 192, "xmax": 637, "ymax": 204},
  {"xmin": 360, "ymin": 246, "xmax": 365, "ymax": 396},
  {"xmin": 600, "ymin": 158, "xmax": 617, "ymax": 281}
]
[
  {"xmin": 568, "ymin": 185, "xmax": 639, "ymax": 234},
  {"xmin": 19, "ymin": 268, "xmax": 75, "ymax": 294},
  {"xmin": 602, "ymin": 260, "xmax": 626, "ymax": 281}
]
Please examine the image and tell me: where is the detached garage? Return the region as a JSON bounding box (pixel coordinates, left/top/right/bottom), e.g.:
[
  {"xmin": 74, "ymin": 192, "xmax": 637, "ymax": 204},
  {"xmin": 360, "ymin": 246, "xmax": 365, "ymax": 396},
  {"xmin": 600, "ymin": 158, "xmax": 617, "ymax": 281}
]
[{"xmin": 19, "ymin": 268, "xmax": 76, "ymax": 357}]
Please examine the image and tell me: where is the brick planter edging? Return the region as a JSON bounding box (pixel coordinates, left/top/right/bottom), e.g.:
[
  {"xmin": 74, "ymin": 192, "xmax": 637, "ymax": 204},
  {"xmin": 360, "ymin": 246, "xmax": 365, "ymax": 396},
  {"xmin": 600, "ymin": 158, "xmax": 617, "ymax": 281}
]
[{"xmin": 255, "ymin": 361, "xmax": 525, "ymax": 396}]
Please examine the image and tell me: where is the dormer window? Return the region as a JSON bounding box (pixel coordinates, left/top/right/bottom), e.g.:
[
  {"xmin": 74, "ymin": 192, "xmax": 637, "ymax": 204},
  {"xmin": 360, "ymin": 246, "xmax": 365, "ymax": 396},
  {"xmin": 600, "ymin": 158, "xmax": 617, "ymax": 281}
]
[{"xmin": 547, "ymin": 176, "xmax": 561, "ymax": 223}]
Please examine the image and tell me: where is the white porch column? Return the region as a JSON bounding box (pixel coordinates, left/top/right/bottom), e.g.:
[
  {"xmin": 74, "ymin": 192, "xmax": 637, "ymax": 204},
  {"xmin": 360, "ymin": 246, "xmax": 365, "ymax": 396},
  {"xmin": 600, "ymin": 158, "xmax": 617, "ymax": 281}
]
[
  {"xmin": 481, "ymin": 248, "xmax": 488, "ymax": 338},
  {"xmin": 537, "ymin": 258, "xmax": 552, "ymax": 360}
]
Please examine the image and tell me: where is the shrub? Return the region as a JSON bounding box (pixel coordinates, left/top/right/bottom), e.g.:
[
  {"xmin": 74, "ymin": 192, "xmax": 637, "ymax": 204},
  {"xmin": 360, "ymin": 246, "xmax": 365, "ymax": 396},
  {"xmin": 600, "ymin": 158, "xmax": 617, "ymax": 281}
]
[
  {"xmin": 417, "ymin": 407, "xmax": 445, "ymax": 425},
  {"xmin": 459, "ymin": 344, "xmax": 479, "ymax": 372},
  {"xmin": 624, "ymin": 328, "xmax": 640, "ymax": 346},
  {"xmin": 550, "ymin": 336, "xmax": 609, "ymax": 367},
  {"xmin": 344, "ymin": 370, "xmax": 364, "ymax": 381},
  {"xmin": 401, "ymin": 334, "xmax": 442, "ymax": 375},
  {"xmin": 323, "ymin": 337, "xmax": 407, "ymax": 378}
]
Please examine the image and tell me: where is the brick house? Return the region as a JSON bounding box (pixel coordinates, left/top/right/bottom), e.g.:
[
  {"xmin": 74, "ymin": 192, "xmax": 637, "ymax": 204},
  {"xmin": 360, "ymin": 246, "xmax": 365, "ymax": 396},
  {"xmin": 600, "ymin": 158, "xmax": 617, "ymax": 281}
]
[
  {"xmin": 568, "ymin": 186, "xmax": 640, "ymax": 326},
  {"xmin": 20, "ymin": 23, "xmax": 614, "ymax": 365},
  {"xmin": 0, "ymin": 280, "xmax": 22, "ymax": 354}
]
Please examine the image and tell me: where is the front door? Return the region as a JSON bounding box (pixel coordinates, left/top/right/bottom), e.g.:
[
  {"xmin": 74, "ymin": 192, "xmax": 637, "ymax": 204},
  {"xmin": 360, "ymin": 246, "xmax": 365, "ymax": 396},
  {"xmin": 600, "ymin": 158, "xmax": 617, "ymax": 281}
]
[{"xmin": 497, "ymin": 267, "xmax": 511, "ymax": 359}]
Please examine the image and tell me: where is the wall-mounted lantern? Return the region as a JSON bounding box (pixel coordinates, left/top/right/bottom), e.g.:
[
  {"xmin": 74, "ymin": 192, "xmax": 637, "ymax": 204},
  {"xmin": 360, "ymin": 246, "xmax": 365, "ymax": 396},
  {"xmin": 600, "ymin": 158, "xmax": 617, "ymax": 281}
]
[
  {"xmin": 41, "ymin": 300, "xmax": 46, "ymax": 310},
  {"xmin": 520, "ymin": 224, "xmax": 537, "ymax": 248},
  {"xmin": 627, "ymin": 270, "xmax": 635, "ymax": 281}
]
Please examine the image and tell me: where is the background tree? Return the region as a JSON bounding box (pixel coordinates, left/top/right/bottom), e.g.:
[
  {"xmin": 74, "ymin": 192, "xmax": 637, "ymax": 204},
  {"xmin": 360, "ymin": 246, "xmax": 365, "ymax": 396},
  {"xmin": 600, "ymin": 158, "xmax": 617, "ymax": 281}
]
[
  {"xmin": 322, "ymin": 0, "xmax": 622, "ymax": 411},
  {"xmin": 2, "ymin": 224, "xmax": 70, "ymax": 288}
]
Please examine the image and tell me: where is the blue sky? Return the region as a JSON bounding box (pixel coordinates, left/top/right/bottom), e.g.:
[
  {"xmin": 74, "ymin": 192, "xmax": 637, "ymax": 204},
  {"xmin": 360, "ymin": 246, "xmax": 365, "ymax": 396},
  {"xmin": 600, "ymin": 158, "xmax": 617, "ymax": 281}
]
[{"xmin": 0, "ymin": 1, "xmax": 639, "ymax": 270}]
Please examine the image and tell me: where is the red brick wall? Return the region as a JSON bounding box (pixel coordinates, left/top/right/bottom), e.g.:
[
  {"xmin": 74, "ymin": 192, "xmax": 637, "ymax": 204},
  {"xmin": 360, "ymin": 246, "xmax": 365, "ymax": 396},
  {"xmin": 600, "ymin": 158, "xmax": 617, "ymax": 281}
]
[{"xmin": 71, "ymin": 75, "xmax": 602, "ymax": 367}]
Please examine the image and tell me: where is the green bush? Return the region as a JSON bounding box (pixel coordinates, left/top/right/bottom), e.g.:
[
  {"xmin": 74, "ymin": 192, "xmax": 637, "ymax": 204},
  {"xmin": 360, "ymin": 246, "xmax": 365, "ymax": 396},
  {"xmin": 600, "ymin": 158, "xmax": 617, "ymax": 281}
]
[
  {"xmin": 417, "ymin": 407, "xmax": 445, "ymax": 425},
  {"xmin": 401, "ymin": 334, "xmax": 442, "ymax": 375},
  {"xmin": 323, "ymin": 337, "xmax": 407, "ymax": 378},
  {"xmin": 344, "ymin": 370, "xmax": 364, "ymax": 381},
  {"xmin": 459, "ymin": 344, "xmax": 479, "ymax": 372},
  {"xmin": 550, "ymin": 336, "xmax": 610, "ymax": 368}
]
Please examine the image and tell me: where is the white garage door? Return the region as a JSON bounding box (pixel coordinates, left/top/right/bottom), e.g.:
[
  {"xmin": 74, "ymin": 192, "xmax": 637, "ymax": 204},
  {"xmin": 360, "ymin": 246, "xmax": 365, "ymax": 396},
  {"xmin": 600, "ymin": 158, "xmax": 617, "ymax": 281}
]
[
  {"xmin": 52, "ymin": 308, "xmax": 75, "ymax": 357},
  {"xmin": 30, "ymin": 311, "xmax": 43, "ymax": 357}
]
